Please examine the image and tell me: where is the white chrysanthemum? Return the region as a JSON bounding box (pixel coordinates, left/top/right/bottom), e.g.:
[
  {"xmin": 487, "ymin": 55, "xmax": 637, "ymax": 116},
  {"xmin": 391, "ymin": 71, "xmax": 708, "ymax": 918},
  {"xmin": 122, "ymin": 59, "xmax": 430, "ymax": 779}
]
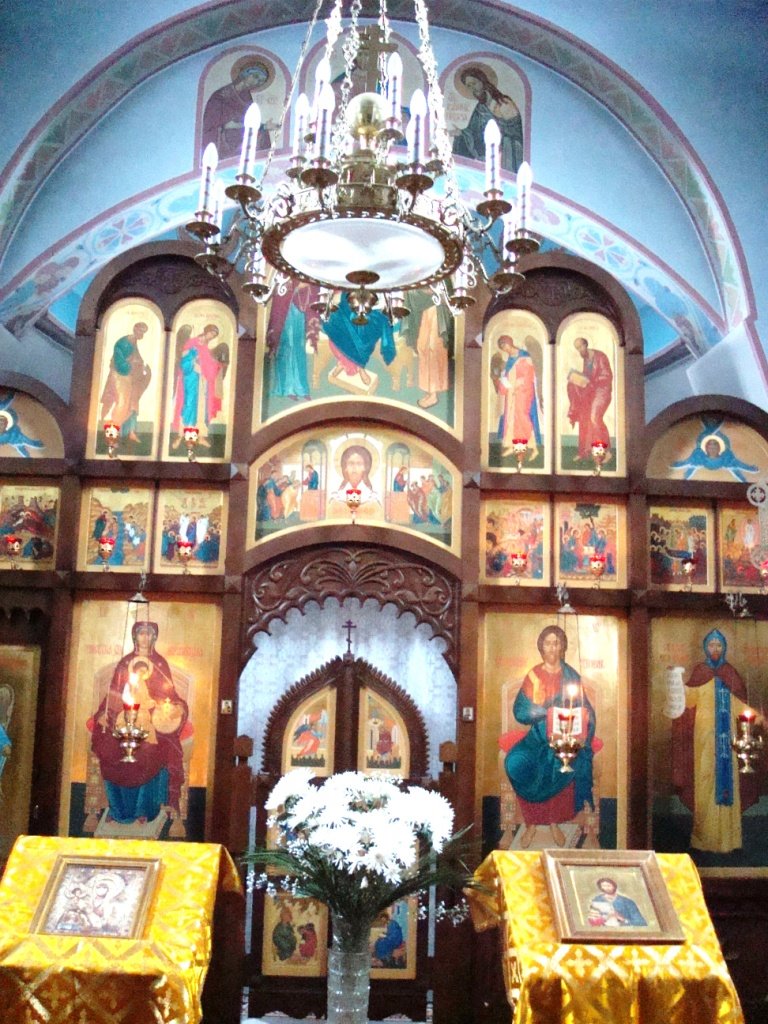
[
  {"xmin": 391, "ymin": 787, "xmax": 454, "ymax": 851},
  {"xmin": 266, "ymin": 768, "xmax": 317, "ymax": 810},
  {"xmin": 310, "ymin": 822, "xmax": 363, "ymax": 868},
  {"xmin": 283, "ymin": 785, "xmax": 329, "ymax": 828}
]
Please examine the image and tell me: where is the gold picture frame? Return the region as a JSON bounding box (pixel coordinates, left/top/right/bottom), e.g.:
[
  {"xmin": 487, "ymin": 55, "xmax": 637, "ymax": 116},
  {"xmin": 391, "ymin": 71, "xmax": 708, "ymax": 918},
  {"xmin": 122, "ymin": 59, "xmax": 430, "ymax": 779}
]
[
  {"xmin": 31, "ymin": 854, "xmax": 160, "ymax": 939},
  {"xmin": 542, "ymin": 849, "xmax": 684, "ymax": 944}
]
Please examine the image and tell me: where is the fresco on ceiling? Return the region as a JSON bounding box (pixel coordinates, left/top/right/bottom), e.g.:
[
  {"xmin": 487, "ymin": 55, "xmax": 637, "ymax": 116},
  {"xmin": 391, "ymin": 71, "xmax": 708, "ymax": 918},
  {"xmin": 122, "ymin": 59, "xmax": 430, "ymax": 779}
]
[
  {"xmin": 483, "ymin": 308, "xmax": 550, "ymax": 472},
  {"xmin": 0, "ymin": 482, "xmax": 58, "ymax": 570},
  {"xmin": 556, "ymin": 312, "xmax": 624, "ymax": 475},
  {"xmin": 198, "ymin": 48, "xmax": 288, "ymax": 162},
  {"xmin": 0, "ymin": 389, "xmax": 64, "ymax": 459},
  {"xmin": 258, "ymin": 281, "xmax": 459, "ymax": 431},
  {"xmin": 555, "ymin": 500, "xmax": 626, "ymax": 590},
  {"xmin": 481, "ymin": 498, "xmax": 549, "ymax": 587},
  {"xmin": 78, "ymin": 485, "xmax": 153, "ymax": 573},
  {"xmin": 155, "ymin": 487, "xmax": 226, "ymax": 575},
  {"xmin": 649, "ymin": 505, "xmax": 713, "ymax": 592},
  {"xmin": 719, "ymin": 504, "xmax": 765, "ymax": 592},
  {"xmin": 441, "ymin": 53, "xmax": 526, "ymax": 174},
  {"xmin": 61, "ymin": 598, "xmax": 221, "ymax": 842},
  {"xmin": 88, "ymin": 299, "xmax": 164, "ymax": 460},
  {"xmin": 651, "ymin": 616, "xmax": 768, "ymax": 870},
  {"xmin": 481, "ymin": 612, "xmax": 625, "ymax": 853},
  {"xmin": 0, "ymin": 645, "xmax": 41, "ymax": 860},
  {"xmin": 163, "ymin": 300, "xmax": 237, "ymax": 462},
  {"xmin": 249, "ymin": 428, "xmax": 458, "ymax": 552},
  {"xmin": 646, "ymin": 415, "xmax": 767, "ymax": 482}
]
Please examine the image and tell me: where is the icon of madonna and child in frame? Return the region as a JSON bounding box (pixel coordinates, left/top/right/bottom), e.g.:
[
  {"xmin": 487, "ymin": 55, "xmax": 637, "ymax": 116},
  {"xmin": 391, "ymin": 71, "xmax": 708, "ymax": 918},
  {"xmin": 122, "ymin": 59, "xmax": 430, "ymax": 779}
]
[
  {"xmin": 60, "ymin": 600, "xmax": 221, "ymax": 843},
  {"xmin": 252, "ymin": 429, "xmax": 457, "ymax": 550},
  {"xmin": 258, "ymin": 280, "xmax": 458, "ymax": 429},
  {"xmin": 480, "ymin": 612, "xmax": 625, "ymax": 854}
]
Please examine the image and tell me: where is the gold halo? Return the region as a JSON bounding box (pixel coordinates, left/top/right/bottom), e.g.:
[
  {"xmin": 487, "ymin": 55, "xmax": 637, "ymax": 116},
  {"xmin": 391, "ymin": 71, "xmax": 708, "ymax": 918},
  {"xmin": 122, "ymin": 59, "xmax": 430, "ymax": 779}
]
[
  {"xmin": 454, "ymin": 62, "xmax": 498, "ymax": 99},
  {"xmin": 333, "ymin": 437, "xmax": 380, "ymax": 482},
  {"xmin": 700, "ymin": 433, "xmax": 725, "ymax": 456},
  {"xmin": 230, "ymin": 54, "xmax": 275, "ymax": 90},
  {"xmin": 0, "ymin": 411, "xmax": 11, "ymax": 433}
]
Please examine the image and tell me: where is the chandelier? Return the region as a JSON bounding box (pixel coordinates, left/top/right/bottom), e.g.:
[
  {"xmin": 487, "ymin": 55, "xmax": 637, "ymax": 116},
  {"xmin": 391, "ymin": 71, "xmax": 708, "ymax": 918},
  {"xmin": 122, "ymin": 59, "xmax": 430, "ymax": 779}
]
[{"xmin": 186, "ymin": 0, "xmax": 539, "ymax": 323}]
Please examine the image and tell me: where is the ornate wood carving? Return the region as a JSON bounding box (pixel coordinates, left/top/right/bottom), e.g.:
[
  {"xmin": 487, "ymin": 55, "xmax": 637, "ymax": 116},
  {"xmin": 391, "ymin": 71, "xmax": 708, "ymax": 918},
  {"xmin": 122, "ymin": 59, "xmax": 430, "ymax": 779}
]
[
  {"xmin": 261, "ymin": 654, "xmax": 429, "ymax": 777},
  {"xmin": 243, "ymin": 545, "xmax": 460, "ymax": 672},
  {"xmin": 97, "ymin": 254, "xmax": 236, "ymax": 320}
]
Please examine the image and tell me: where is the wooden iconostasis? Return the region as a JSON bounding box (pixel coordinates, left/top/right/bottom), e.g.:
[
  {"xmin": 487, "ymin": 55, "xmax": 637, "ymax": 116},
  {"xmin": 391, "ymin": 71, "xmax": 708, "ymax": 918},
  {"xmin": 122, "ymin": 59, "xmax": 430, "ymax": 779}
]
[{"xmin": 1, "ymin": 245, "xmax": 767, "ymax": 1023}]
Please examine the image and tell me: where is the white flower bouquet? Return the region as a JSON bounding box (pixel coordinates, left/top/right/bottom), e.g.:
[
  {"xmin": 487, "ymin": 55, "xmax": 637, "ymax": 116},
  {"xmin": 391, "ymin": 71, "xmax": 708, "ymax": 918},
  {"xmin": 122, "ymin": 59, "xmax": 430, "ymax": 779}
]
[{"xmin": 245, "ymin": 769, "xmax": 474, "ymax": 946}]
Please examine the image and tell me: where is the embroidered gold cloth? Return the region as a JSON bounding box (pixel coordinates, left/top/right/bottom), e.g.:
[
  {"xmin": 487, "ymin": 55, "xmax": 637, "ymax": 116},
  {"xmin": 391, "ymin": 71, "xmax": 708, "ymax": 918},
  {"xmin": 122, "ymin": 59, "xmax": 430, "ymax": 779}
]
[
  {"xmin": 0, "ymin": 835, "xmax": 242, "ymax": 1024},
  {"xmin": 469, "ymin": 851, "xmax": 744, "ymax": 1024}
]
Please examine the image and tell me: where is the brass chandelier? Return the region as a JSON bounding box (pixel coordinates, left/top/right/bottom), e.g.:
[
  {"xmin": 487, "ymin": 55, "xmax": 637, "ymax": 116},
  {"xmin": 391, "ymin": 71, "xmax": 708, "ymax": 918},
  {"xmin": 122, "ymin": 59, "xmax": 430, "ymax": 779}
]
[{"xmin": 186, "ymin": 0, "xmax": 539, "ymax": 324}]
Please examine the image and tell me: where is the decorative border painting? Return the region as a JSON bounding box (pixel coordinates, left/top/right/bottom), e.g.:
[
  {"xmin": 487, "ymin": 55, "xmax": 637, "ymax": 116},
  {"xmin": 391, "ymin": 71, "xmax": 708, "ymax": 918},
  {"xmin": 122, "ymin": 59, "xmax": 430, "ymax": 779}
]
[
  {"xmin": 154, "ymin": 486, "xmax": 227, "ymax": 575},
  {"xmin": 649, "ymin": 505, "xmax": 713, "ymax": 591},
  {"xmin": 249, "ymin": 428, "xmax": 459, "ymax": 553},
  {"xmin": 542, "ymin": 849, "xmax": 684, "ymax": 944},
  {"xmin": 0, "ymin": 481, "xmax": 58, "ymax": 570},
  {"xmin": 0, "ymin": 645, "xmax": 41, "ymax": 860},
  {"xmin": 481, "ymin": 497, "xmax": 550, "ymax": 586},
  {"xmin": 60, "ymin": 598, "xmax": 221, "ymax": 843},
  {"xmin": 555, "ymin": 499, "xmax": 625, "ymax": 590},
  {"xmin": 556, "ymin": 313, "xmax": 624, "ymax": 476},
  {"xmin": 0, "ymin": 389, "xmax": 64, "ymax": 459},
  {"xmin": 256, "ymin": 280, "xmax": 460, "ymax": 434},
  {"xmin": 261, "ymin": 891, "xmax": 328, "ymax": 977},
  {"xmin": 31, "ymin": 855, "xmax": 160, "ymax": 939},
  {"xmin": 650, "ymin": 615, "xmax": 768, "ymax": 871},
  {"xmin": 718, "ymin": 504, "xmax": 764, "ymax": 592},
  {"xmin": 162, "ymin": 301, "xmax": 237, "ymax": 462},
  {"xmin": 480, "ymin": 611, "xmax": 626, "ymax": 854},
  {"xmin": 78, "ymin": 484, "xmax": 154, "ymax": 573},
  {"xmin": 482, "ymin": 309, "xmax": 551, "ymax": 473},
  {"xmin": 88, "ymin": 298, "xmax": 165, "ymax": 460}
]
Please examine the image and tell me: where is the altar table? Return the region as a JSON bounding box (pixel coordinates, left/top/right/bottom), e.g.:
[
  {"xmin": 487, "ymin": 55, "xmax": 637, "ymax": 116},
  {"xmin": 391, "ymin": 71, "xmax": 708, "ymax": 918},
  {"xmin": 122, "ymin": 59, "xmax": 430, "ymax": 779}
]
[
  {"xmin": 469, "ymin": 850, "xmax": 744, "ymax": 1024},
  {"xmin": 0, "ymin": 835, "xmax": 242, "ymax": 1024}
]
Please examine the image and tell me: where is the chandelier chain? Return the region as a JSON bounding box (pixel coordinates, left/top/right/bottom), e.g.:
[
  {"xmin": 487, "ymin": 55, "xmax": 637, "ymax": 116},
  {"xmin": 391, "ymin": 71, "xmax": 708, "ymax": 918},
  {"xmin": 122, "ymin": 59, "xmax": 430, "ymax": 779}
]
[
  {"xmin": 332, "ymin": 0, "xmax": 364, "ymax": 160},
  {"xmin": 258, "ymin": 0, "xmax": 327, "ymax": 189},
  {"xmin": 413, "ymin": 0, "xmax": 461, "ymax": 209}
]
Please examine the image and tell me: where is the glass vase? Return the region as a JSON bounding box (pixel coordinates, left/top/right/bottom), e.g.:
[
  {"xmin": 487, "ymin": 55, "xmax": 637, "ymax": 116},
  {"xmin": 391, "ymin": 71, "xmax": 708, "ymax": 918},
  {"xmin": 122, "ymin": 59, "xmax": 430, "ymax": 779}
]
[{"xmin": 326, "ymin": 915, "xmax": 371, "ymax": 1024}]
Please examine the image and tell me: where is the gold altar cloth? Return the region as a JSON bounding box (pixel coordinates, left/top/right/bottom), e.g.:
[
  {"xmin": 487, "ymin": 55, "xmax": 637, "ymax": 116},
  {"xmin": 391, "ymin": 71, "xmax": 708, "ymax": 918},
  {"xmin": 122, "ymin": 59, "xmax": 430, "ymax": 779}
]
[
  {"xmin": 469, "ymin": 851, "xmax": 744, "ymax": 1024},
  {"xmin": 0, "ymin": 835, "xmax": 242, "ymax": 1024}
]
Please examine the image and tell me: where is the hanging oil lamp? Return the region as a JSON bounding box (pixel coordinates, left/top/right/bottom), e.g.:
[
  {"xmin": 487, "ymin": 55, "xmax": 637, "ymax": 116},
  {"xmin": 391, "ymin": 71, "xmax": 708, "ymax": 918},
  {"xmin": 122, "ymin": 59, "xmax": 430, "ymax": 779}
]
[
  {"xmin": 589, "ymin": 552, "xmax": 606, "ymax": 587},
  {"xmin": 113, "ymin": 680, "xmax": 149, "ymax": 763},
  {"xmin": 98, "ymin": 535, "xmax": 116, "ymax": 571},
  {"xmin": 731, "ymin": 709, "xmax": 764, "ymax": 774},
  {"xmin": 176, "ymin": 538, "xmax": 195, "ymax": 573},
  {"xmin": 103, "ymin": 421, "xmax": 120, "ymax": 459},
  {"xmin": 5, "ymin": 534, "xmax": 22, "ymax": 569},
  {"xmin": 183, "ymin": 425, "xmax": 200, "ymax": 462},
  {"xmin": 345, "ymin": 488, "xmax": 362, "ymax": 525},
  {"xmin": 549, "ymin": 682, "xmax": 584, "ymax": 772},
  {"xmin": 591, "ymin": 440, "xmax": 608, "ymax": 475},
  {"xmin": 680, "ymin": 555, "xmax": 696, "ymax": 591},
  {"xmin": 509, "ymin": 550, "xmax": 527, "ymax": 584},
  {"xmin": 511, "ymin": 437, "xmax": 528, "ymax": 473}
]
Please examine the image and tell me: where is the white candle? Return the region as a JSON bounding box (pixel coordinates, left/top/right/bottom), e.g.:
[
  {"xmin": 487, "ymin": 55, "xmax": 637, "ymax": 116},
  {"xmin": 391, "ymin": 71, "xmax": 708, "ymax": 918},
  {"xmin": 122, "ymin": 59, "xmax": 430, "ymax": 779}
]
[
  {"xmin": 315, "ymin": 82, "xmax": 335, "ymax": 161},
  {"xmin": 198, "ymin": 142, "xmax": 218, "ymax": 215},
  {"xmin": 387, "ymin": 51, "xmax": 403, "ymax": 122},
  {"xmin": 407, "ymin": 88, "xmax": 427, "ymax": 165},
  {"xmin": 293, "ymin": 92, "xmax": 310, "ymax": 156},
  {"xmin": 517, "ymin": 160, "xmax": 533, "ymax": 233},
  {"xmin": 484, "ymin": 119, "xmax": 501, "ymax": 193},
  {"xmin": 311, "ymin": 56, "xmax": 331, "ymax": 125},
  {"xmin": 502, "ymin": 210, "xmax": 517, "ymax": 251},
  {"xmin": 238, "ymin": 102, "xmax": 262, "ymax": 179},
  {"xmin": 212, "ymin": 178, "xmax": 226, "ymax": 231}
]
